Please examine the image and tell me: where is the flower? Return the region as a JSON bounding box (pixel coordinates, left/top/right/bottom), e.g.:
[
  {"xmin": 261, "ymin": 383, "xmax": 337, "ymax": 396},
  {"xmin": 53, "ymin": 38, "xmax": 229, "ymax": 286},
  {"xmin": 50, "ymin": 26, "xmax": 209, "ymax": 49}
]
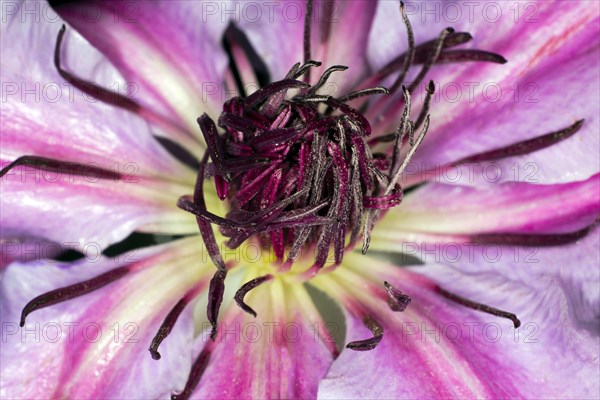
[{"xmin": 1, "ymin": 0, "xmax": 599, "ymax": 399}]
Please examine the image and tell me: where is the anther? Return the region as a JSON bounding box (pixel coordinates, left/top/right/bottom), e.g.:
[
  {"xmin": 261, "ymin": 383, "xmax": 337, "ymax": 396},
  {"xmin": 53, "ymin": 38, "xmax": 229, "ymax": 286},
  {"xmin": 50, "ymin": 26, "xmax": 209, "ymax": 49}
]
[
  {"xmin": 346, "ymin": 316, "xmax": 384, "ymax": 351},
  {"xmin": 384, "ymin": 281, "xmax": 411, "ymax": 312}
]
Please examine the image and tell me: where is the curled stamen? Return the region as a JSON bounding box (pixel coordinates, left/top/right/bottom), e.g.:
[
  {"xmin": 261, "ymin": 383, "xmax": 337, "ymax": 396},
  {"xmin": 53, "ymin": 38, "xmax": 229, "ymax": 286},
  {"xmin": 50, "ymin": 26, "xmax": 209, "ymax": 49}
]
[
  {"xmin": 346, "ymin": 316, "xmax": 384, "ymax": 351},
  {"xmin": 437, "ymin": 287, "xmax": 521, "ymax": 328},
  {"xmin": 148, "ymin": 283, "xmax": 204, "ymax": 360},
  {"xmin": 384, "ymin": 281, "xmax": 411, "ymax": 312},
  {"xmin": 20, "ymin": 266, "xmax": 129, "ymax": 327},
  {"xmin": 149, "ymin": 298, "xmax": 187, "ymax": 360},
  {"xmin": 54, "ymin": 25, "xmax": 140, "ymax": 112},
  {"xmin": 234, "ymin": 274, "xmax": 273, "ymax": 317},
  {"xmin": 0, "ymin": 155, "xmax": 121, "ymax": 180},
  {"xmin": 309, "ymin": 65, "xmax": 348, "ymax": 93}
]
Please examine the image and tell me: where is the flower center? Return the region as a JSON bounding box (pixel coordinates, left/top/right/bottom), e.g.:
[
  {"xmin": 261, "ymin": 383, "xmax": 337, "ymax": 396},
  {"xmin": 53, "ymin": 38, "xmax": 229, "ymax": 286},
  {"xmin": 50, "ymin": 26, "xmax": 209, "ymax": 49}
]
[{"xmin": 178, "ymin": 63, "xmax": 430, "ymax": 279}]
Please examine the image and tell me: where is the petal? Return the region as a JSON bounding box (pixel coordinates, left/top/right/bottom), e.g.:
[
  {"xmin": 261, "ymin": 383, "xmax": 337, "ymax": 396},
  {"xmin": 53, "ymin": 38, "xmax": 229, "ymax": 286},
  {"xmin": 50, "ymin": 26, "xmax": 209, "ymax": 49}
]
[
  {"xmin": 188, "ymin": 271, "xmax": 335, "ymax": 399},
  {"xmin": 372, "ymin": 174, "xmax": 599, "ymax": 243},
  {"xmin": 51, "ymin": 0, "xmax": 230, "ymax": 143},
  {"xmin": 1, "ymin": 0, "xmax": 194, "ymax": 177},
  {"xmin": 238, "ymin": 0, "xmax": 377, "ymax": 93},
  {"xmin": 0, "ymin": 237, "xmax": 209, "ymax": 399},
  {"xmin": 368, "ymin": 1, "xmax": 600, "ymax": 183},
  {"xmin": 314, "ymin": 251, "xmax": 599, "ymax": 398},
  {"xmin": 0, "ymin": 169, "xmax": 197, "ymax": 250}
]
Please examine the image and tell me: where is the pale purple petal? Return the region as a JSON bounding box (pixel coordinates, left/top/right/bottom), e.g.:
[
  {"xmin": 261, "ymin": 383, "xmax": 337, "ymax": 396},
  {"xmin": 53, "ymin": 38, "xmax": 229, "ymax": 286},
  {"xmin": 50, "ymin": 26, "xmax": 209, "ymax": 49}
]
[
  {"xmin": 316, "ymin": 251, "xmax": 599, "ymax": 398},
  {"xmin": 0, "ymin": 2, "xmax": 190, "ymax": 177},
  {"xmin": 374, "ymin": 173, "xmax": 599, "ymax": 237},
  {"xmin": 51, "ymin": 0, "xmax": 230, "ymax": 140},
  {"xmin": 368, "ymin": 1, "xmax": 600, "ymax": 183},
  {"xmin": 189, "ymin": 276, "xmax": 334, "ymax": 399},
  {"xmin": 0, "ymin": 238, "xmax": 209, "ymax": 399}
]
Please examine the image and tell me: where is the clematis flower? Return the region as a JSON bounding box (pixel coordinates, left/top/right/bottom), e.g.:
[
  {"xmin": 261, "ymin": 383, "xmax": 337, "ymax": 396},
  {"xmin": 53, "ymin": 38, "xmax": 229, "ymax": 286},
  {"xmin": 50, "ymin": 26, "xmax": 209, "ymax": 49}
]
[{"xmin": 1, "ymin": 0, "xmax": 599, "ymax": 398}]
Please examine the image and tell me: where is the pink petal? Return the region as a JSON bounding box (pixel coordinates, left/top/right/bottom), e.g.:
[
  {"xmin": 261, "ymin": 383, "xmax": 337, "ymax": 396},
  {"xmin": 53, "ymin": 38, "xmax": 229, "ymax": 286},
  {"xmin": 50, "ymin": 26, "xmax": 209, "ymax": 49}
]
[
  {"xmin": 189, "ymin": 275, "xmax": 334, "ymax": 399},
  {"xmin": 1, "ymin": 2, "xmax": 190, "ymax": 177},
  {"xmin": 316, "ymin": 251, "xmax": 599, "ymax": 398},
  {"xmin": 0, "ymin": 169, "xmax": 196, "ymax": 250},
  {"xmin": 0, "ymin": 238, "xmax": 208, "ymax": 399},
  {"xmin": 373, "ymin": 173, "xmax": 599, "ymax": 239},
  {"xmin": 368, "ymin": 1, "xmax": 600, "ymax": 183},
  {"xmin": 239, "ymin": 0, "xmax": 377, "ymax": 93},
  {"xmin": 50, "ymin": 0, "xmax": 230, "ymax": 141}
]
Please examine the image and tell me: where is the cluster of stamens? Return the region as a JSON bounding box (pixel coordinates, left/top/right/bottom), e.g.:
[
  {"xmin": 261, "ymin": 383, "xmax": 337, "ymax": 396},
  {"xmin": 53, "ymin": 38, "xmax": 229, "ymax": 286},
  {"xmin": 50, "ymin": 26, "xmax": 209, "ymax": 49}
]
[{"xmin": 178, "ymin": 61, "xmax": 430, "ymax": 277}]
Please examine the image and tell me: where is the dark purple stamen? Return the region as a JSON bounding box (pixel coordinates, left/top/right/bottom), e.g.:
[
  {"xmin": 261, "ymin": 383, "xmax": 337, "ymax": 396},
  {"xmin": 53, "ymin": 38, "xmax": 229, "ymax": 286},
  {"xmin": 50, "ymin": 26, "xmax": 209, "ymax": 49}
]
[
  {"xmin": 437, "ymin": 286, "xmax": 521, "ymax": 328},
  {"xmin": 470, "ymin": 222, "xmax": 597, "ymax": 247},
  {"xmin": 303, "ymin": 0, "xmax": 314, "ymax": 82},
  {"xmin": 384, "ymin": 281, "xmax": 412, "ymax": 312},
  {"xmin": 455, "ymin": 119, "xmax": 585, "ymax": 164},
  {"xmin": 55, "ymin": 25, "xmax": 140, "ymax": 113},
  {"xmin": 149, "ymin": 298, "xmax": 188, "ymax": 360},
  {"xmin": 408, "ymin": 27, "xmax": 454, "ymax": 93},
  {"xmin": 346, "ymin": 316, "xmax": 384, "ymax": 351},
  {"xmin": 171, "ymin": 349, "xmax": 211, "ymax": 400},
  {"xmin": 20, "ymin": 266, "xmax": 129, "ymax": 327},
  {"xmin": 198, "ymin": 115, "xmax": 231, "ymax": 181},
  {"xmin": 0, "ymin": 155, "xmax": 121, "ymax": 180},
  {"xmin": 432, "ymin": 49, "xmax": 507, "ymax": 64},
  {"xmin": 234, "ymin": 274, "xmax": 273, "ymax": 317},
  {"xmin": 388, "ymin": 2, "xmax": 415, "ymax": 96},
  {"xmin": 193, "ymin": 154, "xmax": 226, "ymax": 271},
  {"xmin": 207, "ymin": 269, "xmax": 227, "ymax": 341}
]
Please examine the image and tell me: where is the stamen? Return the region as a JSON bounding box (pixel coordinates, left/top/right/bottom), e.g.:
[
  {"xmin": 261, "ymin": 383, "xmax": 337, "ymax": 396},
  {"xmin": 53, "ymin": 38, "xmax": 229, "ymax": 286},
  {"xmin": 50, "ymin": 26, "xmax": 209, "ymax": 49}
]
[
  {"xmin": 193, "ymin": 154, "xmax": 226, "ymax": 271},
  {"xmin": 408, "ymin": 27, "xmax": 454, "ymax": 93},
  {"xmin": 470, "ymin": 222, "xmax": 598, "ymax": 247},
  {"xmin": 149, "ymin": 298, "xmax": 187, "ymax": 360},
  {"xmin": 455, "ymin": 119, "xmax": 585, "ymax": 164},
  {"xmin": 20, "ymin": 266, "xmax": 129, "ymax": 327},
  {"xmin": 346, "ymin": 316, "xmax": 384, "ymax": 351},
  {"xmin": 234, "ymin": 274, "xmax": 273, "ymax": 317},
  {"xmin": 389, "ymin": 86, "xmax": 412, "ymax": 178},
  {"xmin": 309, "ymin": 65, "xmax": 348, "ymax": 93},
  {"xmin": 198, "ymin": 114, "xmax": 231, "ymax": 181},
  {"xmin": 207, "ymin": 269, "xmax": 227, "ymax": 341},
  {"xmin": 437, "ymin": 287, "xmax": 521, "ymax": 328},
  {"xmin": 388, "ymin": 2, "xmax": 415, "ymax": 95},
  {"xmin": 414, "ymin": 80, "xmax": 436, "ymax": 132},
  {"xmin": 148, "ymin": 283, "xmax": 204, "ymax": 360},
  {"xmin": 171, "ymin": 349, "xmax": 211, "ymax": 400},
  {"xmin": 0, "ymin": 155, "xmax": 121, "ymax": 180},
  {"xmin": 154, "ymin": 137, "xmax": 200, "ymax": 170},
  {"xmin": 433, "ymin": 49, "xmax": 507, "ymax": 64},
  {"xmin": 338, "ymin": 86, "xmax": 390, "ymax": 103},
  {"xmin": 303, "ymin": 0, "xmax": 314, "ymax": 82},
  {"xmin": 387, "ymin": 114, "xmax": 430, "ymax": 194},
  {"xmin": 384, "ymin": 281, "xmax": 411, "ymax": 312},
  {"xmin": 54, "ymin": 25, "xmax": 140, "ymax": 113}
]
